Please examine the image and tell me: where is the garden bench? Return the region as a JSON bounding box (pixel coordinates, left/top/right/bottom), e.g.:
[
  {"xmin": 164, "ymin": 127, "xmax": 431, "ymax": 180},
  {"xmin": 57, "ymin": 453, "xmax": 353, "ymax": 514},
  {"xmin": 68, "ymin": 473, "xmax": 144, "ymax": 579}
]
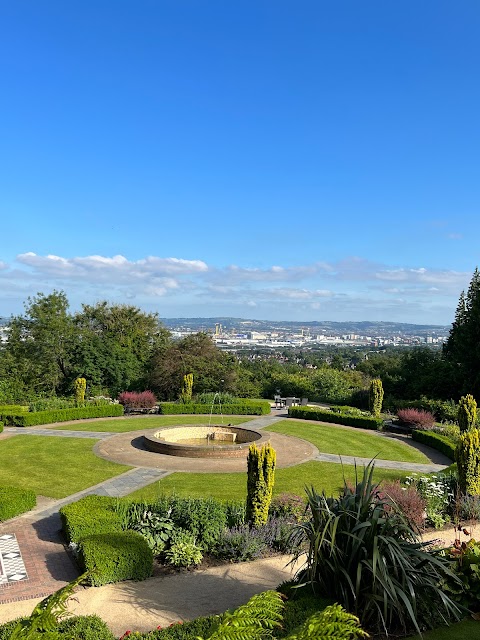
[{"xmin": 125, "ymin": 406, "xmax": 159, "ymax": 415}]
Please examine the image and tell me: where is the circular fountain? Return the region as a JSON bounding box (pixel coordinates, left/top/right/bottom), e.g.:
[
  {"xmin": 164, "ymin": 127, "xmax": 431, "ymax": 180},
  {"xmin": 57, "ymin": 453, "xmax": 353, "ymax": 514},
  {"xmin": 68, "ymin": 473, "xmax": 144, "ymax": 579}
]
[{"xmin": 143, "ymin": 424, "xmax": 265, "ymax": 458}]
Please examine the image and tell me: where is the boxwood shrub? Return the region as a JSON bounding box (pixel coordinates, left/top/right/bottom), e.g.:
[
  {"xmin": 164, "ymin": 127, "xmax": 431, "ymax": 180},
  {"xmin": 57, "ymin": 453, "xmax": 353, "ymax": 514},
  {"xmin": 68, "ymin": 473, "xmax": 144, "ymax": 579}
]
[
  {"xmin": 0, "ymin": 486, "xmax": 36, "ymax": 521},
  {"xmin": 78, "ymin": 530, "xmax": 153, "ymax": 585},
  {"xmin": 288, "ymin": 406, "xmax": 383, "ymax": 430},
  {"xmin": 411, "ymin": 429, "xmax": 456, "ymax": 461},
  {"xmin": 159, "ymin": 401, "xmax": 270, "ymax": 416},
  {"xmin": 60, "ymin": 495, "xmax": 125, "ymax": 544},
  {"xmin": 0, "ymin": 404, "xmax": 124, "ymax": 427},
  {"xmin": 0, "ymin": 615, "xmax": 115, "ymax": 640}
]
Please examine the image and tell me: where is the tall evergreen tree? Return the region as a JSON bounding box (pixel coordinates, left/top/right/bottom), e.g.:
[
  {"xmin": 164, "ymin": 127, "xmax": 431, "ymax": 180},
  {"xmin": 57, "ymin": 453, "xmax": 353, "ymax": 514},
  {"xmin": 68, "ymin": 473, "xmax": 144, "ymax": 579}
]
[{"xmin": 444, "ymin": 268, "xmax": 480, "ymax": 397}]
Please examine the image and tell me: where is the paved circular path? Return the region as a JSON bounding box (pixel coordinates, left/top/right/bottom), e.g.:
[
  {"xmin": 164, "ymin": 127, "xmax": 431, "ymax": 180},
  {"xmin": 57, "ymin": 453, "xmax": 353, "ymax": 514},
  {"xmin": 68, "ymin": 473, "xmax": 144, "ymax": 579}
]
[{"xmin": 94, "ymin": 426, "xmax": 318, "ymax": 472}]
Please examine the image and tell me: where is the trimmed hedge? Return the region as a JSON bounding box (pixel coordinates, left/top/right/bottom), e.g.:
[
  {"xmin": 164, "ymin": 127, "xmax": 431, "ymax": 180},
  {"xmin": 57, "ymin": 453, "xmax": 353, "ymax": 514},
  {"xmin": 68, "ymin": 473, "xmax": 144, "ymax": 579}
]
[
  {"xmin": 0, "ymin": 486, "xmax": 36, "ymax": 521},
  {"xmin": 412, "ymin": 430, "xmax": 456, "ymax": 461},
  {"xmin": 288, "ymin": 406, "xmax": 383, "ymax": 430},
  {"xmin": 0, "ymin": 615, "xmax": 115, "ymax": 640},
  {"xmin": 159, "ymin": 401, "xmax": 271, "ymax": 416},
  {"xmin": 0, "ymin": 404, "xmax": 124, "ymax": 427},
  {"xmin": 0, "ymin": 404, "xmax": 28, "ymax": 414},
  {"xmin": 78, "ymin": 530, "xmax": 153, "ymax": 585},
  {"xmin": 60, "ymin": 495, "xmax": 124, "ymax": 544},
  {"xmin": 0, "ymin": 421, "xmax": 3, "ymax": 433}
]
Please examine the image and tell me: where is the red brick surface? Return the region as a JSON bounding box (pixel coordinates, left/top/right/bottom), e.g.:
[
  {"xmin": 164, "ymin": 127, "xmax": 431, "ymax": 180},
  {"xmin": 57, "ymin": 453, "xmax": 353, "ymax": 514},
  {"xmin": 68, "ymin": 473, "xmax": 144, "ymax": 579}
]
[{"xmin": 0, "ymin": 514, "xmax": 78, "ymax": 604}]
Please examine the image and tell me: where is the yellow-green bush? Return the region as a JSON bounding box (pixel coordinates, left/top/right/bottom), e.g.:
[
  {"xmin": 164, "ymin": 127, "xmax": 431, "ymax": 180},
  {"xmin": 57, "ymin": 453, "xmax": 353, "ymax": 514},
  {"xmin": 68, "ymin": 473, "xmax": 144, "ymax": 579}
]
[
  {"xmin": 456, "ymin": 428, "xmax": 480, "ymax": 495},
  {"xmin": 246, "ymin": 443, "xmax": 276, "ymax": 527}
]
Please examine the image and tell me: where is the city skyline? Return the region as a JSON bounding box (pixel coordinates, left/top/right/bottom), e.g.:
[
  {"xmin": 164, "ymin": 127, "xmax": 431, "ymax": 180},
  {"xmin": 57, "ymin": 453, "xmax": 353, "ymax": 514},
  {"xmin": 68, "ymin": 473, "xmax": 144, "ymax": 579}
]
[{"xmin": 1, "ymin": 2, "xmax": 479, "ymax": 324}]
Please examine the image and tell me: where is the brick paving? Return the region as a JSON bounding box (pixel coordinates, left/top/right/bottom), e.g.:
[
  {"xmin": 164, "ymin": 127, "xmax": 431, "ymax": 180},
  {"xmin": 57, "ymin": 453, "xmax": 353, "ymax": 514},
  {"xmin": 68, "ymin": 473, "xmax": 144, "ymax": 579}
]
[{"xmin": 0, "ymin": 468, "xmax": 170, "ymax": 603}]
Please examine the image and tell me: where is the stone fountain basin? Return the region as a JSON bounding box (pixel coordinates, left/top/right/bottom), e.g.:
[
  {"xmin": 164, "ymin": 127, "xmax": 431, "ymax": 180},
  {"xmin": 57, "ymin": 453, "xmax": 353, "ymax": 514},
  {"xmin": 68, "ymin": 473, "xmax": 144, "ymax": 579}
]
[{"xmin": 143, "ymin": 425, "xmax": 265, "ymax": 458}]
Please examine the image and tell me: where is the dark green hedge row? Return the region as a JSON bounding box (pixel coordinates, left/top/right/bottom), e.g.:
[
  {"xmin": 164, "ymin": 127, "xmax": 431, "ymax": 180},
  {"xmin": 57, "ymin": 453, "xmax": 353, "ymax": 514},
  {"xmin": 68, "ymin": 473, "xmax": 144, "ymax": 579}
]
[
  {"xmin": 0, "ymin": 404, "xmax": 124, "ymax": 427},
  {"xmin": 159, "ymin": 401, "xmax": 271, "ymax": 415},
  {"xmin": 412, "ymin": 430, "xmax": 456, "ymax": 461},
  {"xmin": 0, "ymin": 421, "xmax": 3, "ymax": 433},
  {"xmin": 60, "ymin": 495, "xmax": 123, "ymax": 544},
  {"xmin": 288, "ymin": 406, "xmax": 383, "ymax": 430},
  {"xmin": 79, "ymin": 531, "xmax": 153, "ymax": 586},
  {"xmin": 0, "ymin": 486, "xmax": 36, "ymax": 521},
  {"xmin": 0, "ymin": 615, "xmax": 115, "ymax": 640}
]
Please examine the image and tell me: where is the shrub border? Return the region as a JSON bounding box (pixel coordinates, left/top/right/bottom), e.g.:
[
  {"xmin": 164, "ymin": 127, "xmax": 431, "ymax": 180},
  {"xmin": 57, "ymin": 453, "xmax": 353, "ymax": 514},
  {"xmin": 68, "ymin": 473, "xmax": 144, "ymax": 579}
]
[
  {"xmin": 288, "ymin": 406, "xmax": 383, "ymax": 430},
  {"xmin": 0, "ymin": 404, "xmax": 124, "ymax": 427},
  {"xmin": 411, "ymin": 429, "xmax": 456, "ymax": 461}
]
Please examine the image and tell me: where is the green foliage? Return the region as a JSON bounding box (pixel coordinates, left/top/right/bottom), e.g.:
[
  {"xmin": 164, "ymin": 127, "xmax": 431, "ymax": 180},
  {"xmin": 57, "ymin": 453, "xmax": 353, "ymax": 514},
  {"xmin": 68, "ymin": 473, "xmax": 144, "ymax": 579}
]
[
  {"xmin": 441, "ymin": 538, "xmax": 480, "ymax": 610},
  {"xmin": 0, "ymin": 404, "xmax": 28, "ymax": 413},
  {"xmin": 456, "ymin": 428, "xmax": 480, "ymax": 495},
  {"xmin": 444, "ymin": 268, "xmax": 480, "ymax": 398},
  {"xmin": 246, "ymin": 443, "xmax": 276, "ymax": 527},
  {"xmin": 0, "ymin": 616, "xmax": 115, "ymax": 640},
  {"xmin": 285, "ymin": 604, "xmax": 369, "ymax": 639},
  {"xmin": 169, "ymin": 496, "xmax": 227, "ymax": 548},
  {"xmin": 164, "ymin": 530, "xmax": 203, "ymax": 567},
  {"xmin": 159, "ymin": 401, "xmax": 271, "ymax": 415},
  {"xmin": 457, "ymin": 394, "xmax": 477, "ymax": 432},
  {"xmin": 60, "ymin": 495, "xmax": 125, "ymax": 544},
  {"xmin": 0, "ymin": 486, "xmax": 36, "ymax": 521},
  {"xmin": 180, "ymin": 373, "xmax": 194, "ymax": 403},
  {"xmin": 368, "ymin": 378, "xmax": 384, "ymax": 418},
  {"xmin": 291, "ymin": 462, "xmax": 461, "ymax": 636},
  {"xmin": 130, "ymin": 508, "xmax": 175, "ymax": 554},
  {"xmin": 78, "ymin": 531, "xmax": 153, "ymax": 585},
  {"xmin": 200, "ymin": 590, "xmax": 284, "ymax": 640},
  {"xmin": 9, "ymin": 572, "xmax": 88, "ymax": 639},
  {"xmin": 0, "ymin": 421, "xmax": 2, "ymax": 433},
  {"xmin": 288, "ymin": 406, "xmax": 383, "ymax": 430},
  {"xmin": 412, "ymin": 430, "xmax": 456, "ymax": 461},
  {"xmin": 1, "ymin": 404, "xmax": 124, "ymax": 427},
  {"xmin": 74, "ymin": 377, "xmax": 87, "ymax": 405}
]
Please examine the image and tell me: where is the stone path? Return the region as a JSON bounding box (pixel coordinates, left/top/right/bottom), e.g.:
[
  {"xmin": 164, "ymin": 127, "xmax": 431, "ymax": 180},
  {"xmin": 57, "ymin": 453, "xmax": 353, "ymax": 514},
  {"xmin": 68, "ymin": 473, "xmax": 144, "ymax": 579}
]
[
  {"xmin": 314, "ymin": 452, "xmax": 448, "ymax": 473},
  {"xmin": 4, "ymin": 427, "xmax": 115, "ymax": 439}
]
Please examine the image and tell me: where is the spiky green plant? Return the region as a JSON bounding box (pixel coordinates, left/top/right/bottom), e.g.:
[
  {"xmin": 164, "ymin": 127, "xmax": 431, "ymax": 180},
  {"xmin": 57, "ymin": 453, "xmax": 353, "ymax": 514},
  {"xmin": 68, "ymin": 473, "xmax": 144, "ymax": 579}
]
[
  {"xmin": 368, "ymin": 378, "xmax": 383, "ymax": 418},
  {"xmin": 458, "ymin": 394, "xmax": 477, "ymax": 432},
  {"xmin": 456, "ymin": 427, "xmax": 480, "ymax": 495},
  {"xmin": 181, "ymin": 373, "xmax": 194, "ymax": 403},
  {"xmin": 289, "ymin": 462, "xmax": 461, "ymax": 636},
  {"xmin": 73, "ymin": 377, "xmax": 86, "ymax": 405},
  {"xmin": 246, "ymin": 443, "xmax": 276, "ymax": 527}
]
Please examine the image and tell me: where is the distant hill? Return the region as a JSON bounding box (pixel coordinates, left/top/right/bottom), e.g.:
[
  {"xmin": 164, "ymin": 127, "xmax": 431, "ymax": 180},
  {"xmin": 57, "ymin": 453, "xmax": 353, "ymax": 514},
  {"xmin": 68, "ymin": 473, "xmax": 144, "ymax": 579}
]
[{"xmin": 160, "ymin": 317, "xmax": 450, "ymax": 337}]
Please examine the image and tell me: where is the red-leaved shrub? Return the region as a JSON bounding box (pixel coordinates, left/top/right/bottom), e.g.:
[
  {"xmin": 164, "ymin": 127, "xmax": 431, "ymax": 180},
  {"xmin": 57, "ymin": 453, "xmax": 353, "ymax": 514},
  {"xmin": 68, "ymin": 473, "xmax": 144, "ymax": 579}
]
[
  {"xmin": 379, "ymin": 480, "xmax": 426, "ymax": 531},
  {"xmin": 117, "ymin": 391, "xmax": 157, "ymax": 408},
  {"xmin": 397, "ymin": 408, "xmax": 435, "ymax": 430}
]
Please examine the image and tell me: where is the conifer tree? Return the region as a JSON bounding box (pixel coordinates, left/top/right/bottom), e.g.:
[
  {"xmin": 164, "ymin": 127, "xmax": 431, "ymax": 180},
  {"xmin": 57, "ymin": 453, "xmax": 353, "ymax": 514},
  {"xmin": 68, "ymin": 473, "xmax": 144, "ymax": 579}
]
[
  {"xmin": 369, "ymin": 378, "xmax": 384, "ymax": 417},
  {"xmin": 444, "ymin": 268, "xmax": 480, "ymax": 397},
  {"xmin": 458, "ymin": 394, "xmax": 477, "ymax": 432},
  {"xmin": 246, "ymin": 443, "xmax": 276, "ymax": 527}
]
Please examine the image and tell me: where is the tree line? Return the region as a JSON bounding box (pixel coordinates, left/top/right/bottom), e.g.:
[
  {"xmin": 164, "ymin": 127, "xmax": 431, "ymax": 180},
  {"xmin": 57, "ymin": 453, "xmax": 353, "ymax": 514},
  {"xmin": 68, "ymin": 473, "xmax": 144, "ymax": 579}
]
[{"xmin": 0, "ymin": 269, "xmax": 479, "ymax": 405}]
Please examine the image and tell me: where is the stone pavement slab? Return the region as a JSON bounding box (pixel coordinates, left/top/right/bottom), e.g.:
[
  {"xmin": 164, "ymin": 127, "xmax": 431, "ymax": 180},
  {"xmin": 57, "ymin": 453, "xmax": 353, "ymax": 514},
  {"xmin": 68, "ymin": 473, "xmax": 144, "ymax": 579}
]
[{"xmin": 315, "ymin": 452, "xmax": 448, "ymax": 473}]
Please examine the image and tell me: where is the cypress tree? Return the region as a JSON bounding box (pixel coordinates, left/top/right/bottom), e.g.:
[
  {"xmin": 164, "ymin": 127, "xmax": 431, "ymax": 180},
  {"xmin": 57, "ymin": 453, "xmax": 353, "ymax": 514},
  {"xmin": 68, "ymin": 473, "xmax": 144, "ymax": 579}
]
[
  {"xmin": 246, "ymin": 443, "xmax": 276, "ymax": 527},
  {"xmin": 444, "ymin": 268, "xmax": 480, "ymax": 397}
]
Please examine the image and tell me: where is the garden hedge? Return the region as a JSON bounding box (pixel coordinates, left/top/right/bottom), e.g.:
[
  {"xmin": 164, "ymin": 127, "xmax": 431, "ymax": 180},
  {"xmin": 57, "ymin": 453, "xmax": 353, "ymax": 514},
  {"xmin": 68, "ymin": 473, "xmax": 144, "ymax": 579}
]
[
  {"xmin": 0, "ymin": 404, "xmax": 28, "ymax": 414},
  {"xmin": 78, "ymin": 530, "xmax": 153, "ymax": 585},
  {"xmin": 412, "ymin": 430, "xmax": 456, "ymax": 461},
  {"xmin": 288, "ymin": 406, "xmax": 383, "ymax": 430},
  {"xmin": 0, "ymin": 486, "xmax": 36, "ymax": 521},
  {"xmin": 0, "ymin": 404, "xmax": 124, "ymax": 427},
  {"xmin": 159, "ymin": 400, "xmax": 271, "ymax": 415},
  {"xmin": 0, "ymin": 615, "xmax": 115, "ymax": 640},
  {"xmin": 0, "ymin": 421, "xmax": 3, "ymax": 433},
  {"xmin": 60, "ymin": 495, "xmax": 124, "ymax": 544}
]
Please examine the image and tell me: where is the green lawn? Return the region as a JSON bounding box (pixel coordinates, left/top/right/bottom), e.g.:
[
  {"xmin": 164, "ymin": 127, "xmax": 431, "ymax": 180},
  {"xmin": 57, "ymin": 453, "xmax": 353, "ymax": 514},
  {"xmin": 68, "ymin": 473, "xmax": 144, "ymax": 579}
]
[
  {"xmin": 406, "ymin": 618, "xmax": 480, "ymax": 639},
  {"xmin": 127, "ymin": 460, "xmax": 407, "ymax": 502},
  {"xmin": 266, "ymin": 420, "xmax": 429, "ymax": 463},
  {"xmin": 52, "ymin": 415, "xmax": 251, "ymax": 432},
  {"xmin": 0, "ymin": 436, "xmax": 131, "ymax": 498}
]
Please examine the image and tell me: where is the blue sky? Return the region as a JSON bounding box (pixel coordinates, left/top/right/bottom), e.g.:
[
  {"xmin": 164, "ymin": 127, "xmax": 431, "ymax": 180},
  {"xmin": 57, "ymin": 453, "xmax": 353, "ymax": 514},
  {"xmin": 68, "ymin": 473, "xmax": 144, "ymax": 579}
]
[{"xmin": 1, "ymin": 1, "xmax": 479, "ymax": 324}]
